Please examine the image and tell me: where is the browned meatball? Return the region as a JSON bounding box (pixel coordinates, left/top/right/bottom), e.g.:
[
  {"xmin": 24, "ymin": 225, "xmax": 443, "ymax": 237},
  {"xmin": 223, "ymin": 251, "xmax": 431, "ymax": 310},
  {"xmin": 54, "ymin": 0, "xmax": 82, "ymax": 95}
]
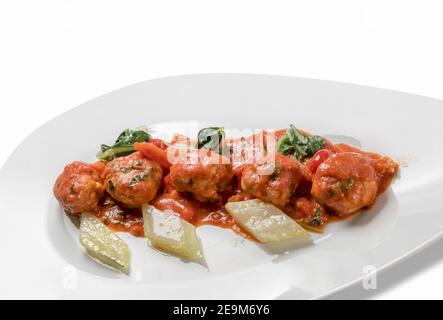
[
  {"xmin": 103, "ymin": 152, "xmax": 163, "ymax": 208},
  {"xmin": 240, "ymin": 154, "xmax": 303, "ymax": 207},
  {"xmin": 311, "ymin": 152, "xmax": 378, "ymax": 215},
  {"xmin": 53, "ymin": 161, "xmax": 105, "ymax": 214},
  {"xmin": 169, "ymin": 149, "xmax": 234, "ymax": 202}
]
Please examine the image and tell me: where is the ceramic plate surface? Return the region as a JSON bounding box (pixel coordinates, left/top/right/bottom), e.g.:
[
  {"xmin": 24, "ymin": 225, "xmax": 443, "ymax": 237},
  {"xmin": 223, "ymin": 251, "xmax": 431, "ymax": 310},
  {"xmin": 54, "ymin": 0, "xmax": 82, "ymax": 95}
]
[{"xmin": 1, "ymin": 74, "xmax": 442, "ymax": 299}]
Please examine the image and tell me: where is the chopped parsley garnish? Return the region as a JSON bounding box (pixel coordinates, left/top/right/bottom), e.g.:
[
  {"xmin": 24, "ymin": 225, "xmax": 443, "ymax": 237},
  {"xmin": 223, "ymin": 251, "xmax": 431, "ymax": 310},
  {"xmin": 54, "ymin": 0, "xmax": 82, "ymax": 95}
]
[{"xmin": 128, "ymin": 172, "xmax": 148, "ymax": 188}]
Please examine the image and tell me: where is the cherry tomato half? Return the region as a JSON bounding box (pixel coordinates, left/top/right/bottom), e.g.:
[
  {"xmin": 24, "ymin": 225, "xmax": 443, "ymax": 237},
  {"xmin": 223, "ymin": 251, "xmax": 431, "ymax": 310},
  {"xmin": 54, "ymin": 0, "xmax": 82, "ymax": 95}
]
[{"xmin": 307, "ymin": 149, "xmax": 333, "ymax": 173}]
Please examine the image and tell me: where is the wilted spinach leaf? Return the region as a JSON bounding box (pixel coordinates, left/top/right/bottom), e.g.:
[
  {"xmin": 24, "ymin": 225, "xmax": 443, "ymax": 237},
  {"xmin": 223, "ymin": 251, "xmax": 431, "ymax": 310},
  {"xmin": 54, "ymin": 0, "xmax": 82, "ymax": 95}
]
[
  {"xmin": 98, "ymin": 129, "xmax": 150, "ymax": 161},
  {"xmin": 197, "ymin": 127, "xmax": 225, "ymax": 154},
  {"xmin": 277, "ymin": 124, "xmax": 325, "ymax": 160}
]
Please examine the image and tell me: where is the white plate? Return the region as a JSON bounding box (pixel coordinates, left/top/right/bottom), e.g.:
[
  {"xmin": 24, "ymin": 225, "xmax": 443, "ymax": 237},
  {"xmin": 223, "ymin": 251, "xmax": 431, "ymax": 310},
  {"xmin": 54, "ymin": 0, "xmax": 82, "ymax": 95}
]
[{"xmin": 1, "ymin": 74, "xmax": 442, "ymax": 300}]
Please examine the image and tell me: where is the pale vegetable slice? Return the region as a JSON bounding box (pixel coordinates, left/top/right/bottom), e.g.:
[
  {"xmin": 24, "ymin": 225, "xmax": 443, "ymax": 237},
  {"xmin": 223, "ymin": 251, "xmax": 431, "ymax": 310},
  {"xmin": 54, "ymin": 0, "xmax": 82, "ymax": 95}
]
[
  {"xmin": 142, "ymin": 205, "xmax": 203, "ymax": 262},
  {"xmin": 79, "ymin": 213, "xmax": 130, "ymax": 274},
  {"xmin": 225, "ymin": 199, "xmax": 311, "ymax": 243}
]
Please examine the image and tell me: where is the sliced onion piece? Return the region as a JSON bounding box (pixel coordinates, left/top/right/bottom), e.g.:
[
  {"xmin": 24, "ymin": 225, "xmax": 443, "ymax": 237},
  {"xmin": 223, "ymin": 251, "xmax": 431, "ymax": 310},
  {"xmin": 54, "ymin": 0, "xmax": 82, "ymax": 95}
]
[
  {"xmin": 142, "ymin": 205, "xmax": 203, "ymax": 262},
  {"xmin": 79, "ymin": 213, "xmax": 130, "ymax": 274},
  {"xmin": 225, "ymin": 199, "xmax": 311, "ymax": 243}
]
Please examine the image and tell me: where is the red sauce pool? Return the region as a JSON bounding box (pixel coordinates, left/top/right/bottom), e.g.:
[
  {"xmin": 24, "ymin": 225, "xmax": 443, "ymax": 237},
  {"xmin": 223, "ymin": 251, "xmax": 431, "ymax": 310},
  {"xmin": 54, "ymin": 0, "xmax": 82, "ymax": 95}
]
[{"xmin": 94, "ymin": 194, "xmax": 254, "ymax": 240}]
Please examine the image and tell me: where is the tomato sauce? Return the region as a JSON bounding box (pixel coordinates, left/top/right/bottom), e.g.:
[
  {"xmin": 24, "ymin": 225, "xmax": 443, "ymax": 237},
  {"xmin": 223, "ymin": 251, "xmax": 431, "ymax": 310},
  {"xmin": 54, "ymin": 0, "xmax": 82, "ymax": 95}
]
[
  {"xmin": 94, "ymin": 196, "xmax": 145, "ymax": 237},
  {"xmin": 84, "ymin": 135, "xmax": 398, "ymax": 240},
  {"xmin": 93, "ymin": 184, "xmax": 255, "ymax": 240}
]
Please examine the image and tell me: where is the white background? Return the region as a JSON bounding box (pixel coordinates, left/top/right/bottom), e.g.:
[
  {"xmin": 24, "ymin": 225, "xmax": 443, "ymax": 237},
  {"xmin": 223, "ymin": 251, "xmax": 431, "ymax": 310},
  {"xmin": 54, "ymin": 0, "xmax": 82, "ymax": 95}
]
[{"xmin": 1, "ymin": 0, "xmax": 442, "ymax": 299}]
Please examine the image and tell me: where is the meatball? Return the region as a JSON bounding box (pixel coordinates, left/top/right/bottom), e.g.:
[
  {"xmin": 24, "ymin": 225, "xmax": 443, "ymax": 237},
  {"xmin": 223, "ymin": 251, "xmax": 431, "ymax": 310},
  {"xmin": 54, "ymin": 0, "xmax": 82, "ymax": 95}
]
[
  {"xmin": 103, "ymin": 152, "xmax": 163, "ymax": 208},
  {"xmin": 53, "ymin": 161, "xmax": 105, "ymax": 214},
  {"xmin": 370, "ymin": 156, "xmax": 399, "ymax": 194},
  {"xmin": 311, "ymin": 152, "xmax": 378, "ymax": 215},
  {"xmin": 334, "ymin": 143, "xmax": 399, "ymax": 194},
  {"xmin": 240, "ymin": 153, "xmax": 303, "ymax": 207},
  {"xmin": 169, "ymin": 149, "xmax": 234, "ymax": 202}
]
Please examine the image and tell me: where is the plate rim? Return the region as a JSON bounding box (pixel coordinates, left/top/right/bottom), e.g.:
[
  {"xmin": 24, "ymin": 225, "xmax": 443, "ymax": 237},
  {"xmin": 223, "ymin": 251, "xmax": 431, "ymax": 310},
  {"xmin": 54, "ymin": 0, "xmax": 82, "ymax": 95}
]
[
  {"xmin": 1, "ymin": 73, "xmax": 443, "ymax": 300},
  {"xmin": 3, "ymin": 71, "xmax": 443, "ymax": 173}
]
